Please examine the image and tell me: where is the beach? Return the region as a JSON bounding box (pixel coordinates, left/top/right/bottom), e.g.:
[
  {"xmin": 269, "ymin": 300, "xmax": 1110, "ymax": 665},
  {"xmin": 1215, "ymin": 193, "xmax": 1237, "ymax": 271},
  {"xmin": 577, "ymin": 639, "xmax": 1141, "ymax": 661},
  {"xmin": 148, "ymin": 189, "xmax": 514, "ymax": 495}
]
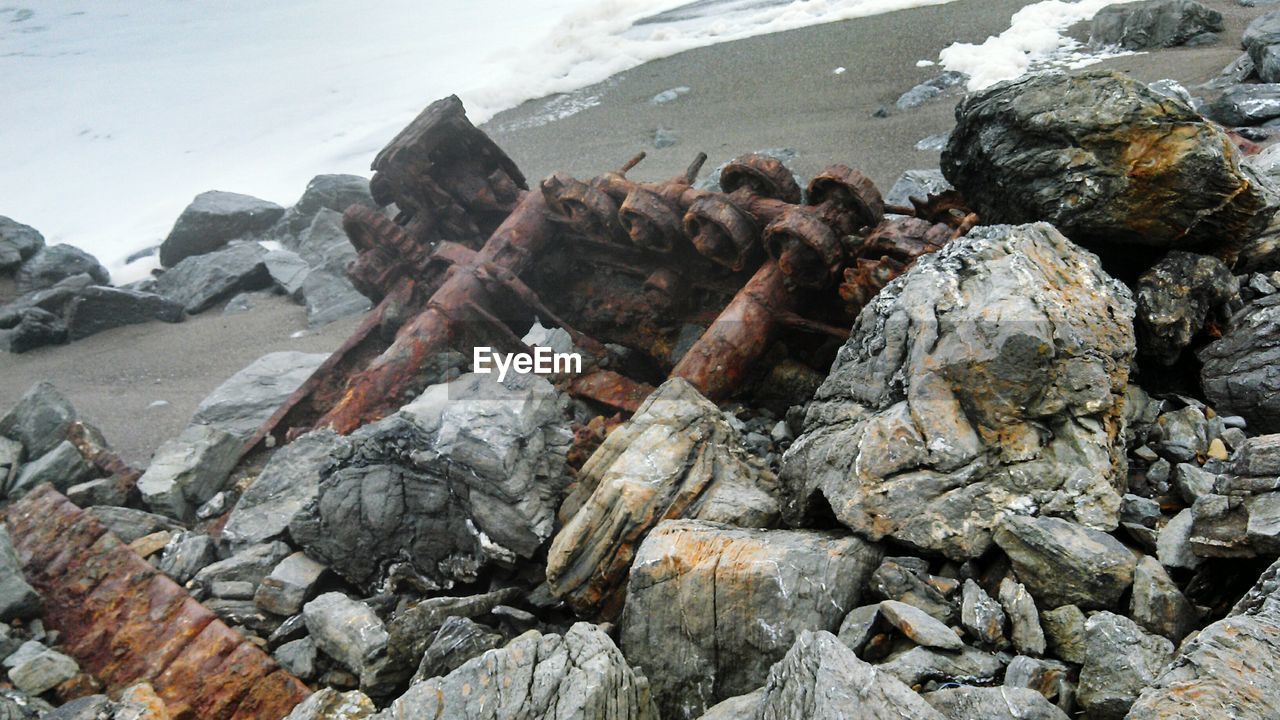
[{"xmin": 0, "ymin": 0, "xmax": 1259, "ymax": 466}]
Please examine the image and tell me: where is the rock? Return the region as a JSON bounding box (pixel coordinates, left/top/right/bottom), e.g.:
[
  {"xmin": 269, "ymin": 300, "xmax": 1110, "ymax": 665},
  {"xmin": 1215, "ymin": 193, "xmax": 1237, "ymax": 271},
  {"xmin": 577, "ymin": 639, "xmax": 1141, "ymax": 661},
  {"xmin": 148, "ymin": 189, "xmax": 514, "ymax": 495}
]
[
  {"xmin": 8, "ymin": 648, "xmax": 78, "ymax": 695},
  {"xmin": 1130, "ymin": 555, "xmax": 1197, "ymax": 642},
  {"xmin": 1135, "ymin": 251, "xmax": 1237, "ymax": 365},
  {"xmin": 0, "ymin": 307, "xmax": 66, "ymax": 353},
  {"xmin": 1040, "ymin": 605, "xmax": 1088, "ymax": 665},
  {"xmin": 548, "ymin": 378, "xmax": 779, "ymax": 617},
  {"xmin": 0, "ymin": 217, "xmax": 44, "ymax": 272},
  {"xmin": 878, "ymin": 600, "xmax": 963, "ymax": 651},
  {"xmin": 1235, "ymin": 434, "xmax": 1280, "ymax": 476},
  {"xmin": 304, "ymin": 593, "xmax": 388, "ymax": 688},
  {"xmin": 14, "ymin": 245, "xmax": 109, "ymax": 294},
  {"xmin": 291, "ymin": 373, "xmax": 571, "ymax": 591},
  {"xmin": 1185, "ymin": 492, "xmax": 1280, "ymax": 557},
  {"xmin": 276, "ymin": 174, "xmax": 374, "ymax": 240},
  {"xmin": 283, "ymin": 688, "xmax": 375, "ymax": 720},
  {"xmin": 1157, "ymin": 508, "xmax": 1201, "ymax": 569},
  {"xmin": 63, "ymin": 286, "xmax": 184, "ymax": 341},
  {"xmin": 157, "ymin": 533, "xmax": 218, "ymax": 585},
  {"xmin": 275, "ymin": 637, "xmax": 318, "ymax": 680},
  {"xmin": 998, "ymin": 577, "xmax": 1045, "ymax": 656},
  {"xmin": 1090, "ymin": 0, "xmax": 1223, "ymax": 50},
  {"xmin": 835, "ymin": 604, "xmax": 882, "ymax": 655},
  {"xmin": 696, "ymin": 691, "xmax": 764, "ymax": 720},
  {"xmin": 379, "ymin": 623, "xmax": 658, "ymax": 719},
  {"xmin": 783, "ymin": 223, "xmax": 1134, "ymax": 560},
  {"xmin": 8, "ymin": 441, "xmax": 95, "ymax": 498},
  {"xmin": 0, "ymin": 528, "xmax": 39, "ymax": 622},
  {"xmin": 620, "ymin": 519, "xmax": 881, "ymax": 719},
  {"xmin": 1003, "ymin": 656, "xmax": 1076, "ymax": 712},
  {"xmin": 294, "ymin": 209, "xmax": 357, "ymax": 275},
  {"xmin": 878, "ymin": 644, "xmax": 1005, "ymax": 688},
  {"xmin": 1173, "ymin": 462, "xmax": 1217, "ymax": 503},
  {"xmin": 1078, "ymin": 612, "xmax": 1176, "ymax": 720},
  {"xmin": 868, "ymin": 558, "xmax": 957, "ymax": 623},
  {"xmin": 190, "ymin": 350, "xmax": 329, "ymax": 441},
  {"xmin": 264, "ymin": 249, "xmax": 310, "ymax": 297},
  {"xmin": 1201, "ymin": 295, "xmax": 1280, "ymax": 433},
  {"xmin": 83, "ymin": 506, "xmax": 181, "ymax": 544},
  {"xmin": 412, "ymin": 616, "xmax": 504, "ymax": 683},
  {"xmin": 3, "ymin": 641, "xmax": 45, "ymax": 669},
  {"xmin": 0, "ymin": 438, "xmax": 19, "ymax": 495},
  {"xmin": 255, "ymin": 552, "xmax": 328, "ymax": 617},
  {"xmin": 46, "ymin": 695, "xmax": 111, "ymax": 720},
  {"xmin": 1206, "ymin": 83, "xmax": 1280, "ymax": 126},
  {"xmin": 115, "ymin": 683, "xmax": 171, "ymax": 720},
  {"xmin": 943, "ymin": 71, "xmax": 1272, "ymax": 249},
  {"xmin": 65, "ymin": 477, "xmax": 130, "ymax": 508},
  {"xmin": 152, "ymin": 243, "xmax": 272, "ymax": 314},
  {"xmin": 128, "ymin": 531, "xmax": 172, "ymax": 559},
  {"xmin": 383, "ymin": 588, "xmax": 518, "ymax": 673},
  {"xmin": 960, "ymin": 579, "xmax": 1005, "ymax": 646},
  {"xmin": 884, "ymin": 169, "xmax": 953, "ymax": 208},
  {"xmin": 699, "ymin": 631, "xmax": 945, "ymax": 720},
  {"xmin": 220, "ymin": 290, "xmax": 270, "ymax": 316},
  {"xmin": 1244, "ymin": 10, "xmax": 1280, "ymax": 66},
  {"xmin": 0, "ymin": 381, "xmax": 76, "ymax": 458},
  {"xmin": 301, "ymin": 270, "xmax": 370, "ymax": 327},
  {"xmin": 223, "ymin": 429, "xmax": 342, "ymax": 550},
  {"xmin": 923, "ymin": 686, "xmax": 1069, "ymax": 720},
  {"xmin": 995, "ymin": 515, "xmax": 1136, "ymax": 610},
  {"xmin": 191, "ymin": 541, "xmax": 292, "ymax": 592},
  {"xmin": 211, "ymin": 580, "xmax": 255, "ymax": 600},
  {"xmin": 159, "ymin": 190, "xmax": 284, "ymax": 267},
  {"xmin": 137, "ymin": 424, "xmax": 241, "ymax": 522}
]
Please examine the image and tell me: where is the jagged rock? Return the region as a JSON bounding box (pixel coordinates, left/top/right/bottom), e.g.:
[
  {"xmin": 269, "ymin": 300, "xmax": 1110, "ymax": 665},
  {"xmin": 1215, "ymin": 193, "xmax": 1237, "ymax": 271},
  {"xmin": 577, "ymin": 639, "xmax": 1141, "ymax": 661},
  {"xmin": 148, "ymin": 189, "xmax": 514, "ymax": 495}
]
[
  {"xmin": 301, "ymin": 270, "xmax": 370, "ymax": 328},
  {"xmin": 137, "ymin": 424, "xmax": 241, "ymax": 522},
  {"xmin": 878, "ymin": 644, "xmax": 1005, "ymax": 688},
  {"xmin": 884, "ymin": 169, "xmax": 953, "ymax": 208},
  {"xmin": 1157, "ymin": 508, "xmax": 1201, "ymax": 569},
  {"xmin": 1130, "ymin": 555, "xmax": 1197, "ymax": 642},
  {"xmin": 384, "ymin": 588, "xmax": 519, "ymax": 673},
  {"xmin": 65, "ymin": 476, "xmax": 130, "ymax": 508},
  {"xmin": 994, "ymin": 515, "xmax": 1137, "ymax": 609},
  {"xmin": 291, "ymin": 373, "xmax": 571, "ymax": 591},
  {"xmin": 1234, "ymin": 434, "xmax": 1280, "ymax": 476},
  {"xmin": 412, "ymin": 616, "xmax": 504, "ymax": 683},
  {"xmin": 620, "ymin": 519, "xmax": 881, "ymax": 719},
  {"xmin": 191, "ymin": 541, "xmax": 291, "ymax": 592},
  {"xmin": 304, "ymin": 593, "xmax": 388, "ymax": 689},
  {"xmin": 942, "ymin": 71, "xmax": 1272, "ymax": 250},
  {"xmin": 998, "ymin": 577, "xmax": 1045, "ymax": 656},
  {"xmin": 83, "ymin": 506, "xmax": 181, "ymax": 544},
  {"xmin": 8, "ymin": 648, "xmax": 77, "ymax": 695},
  {"xmin": 960, "ymin": 579, "xmax": 1005, "ymax": 646},
  {"xmin": 275, "ymin": 638, "xmax": 318, "ymax": 681},
  {"xmin": 46, "ymin": 695, "xmax": 113, "ymax": 720},
  {"xmin": 8, "ymin": 441, "xmax": 95, "ymax": 498},
  {"xmin": 1090, "ymin": 0, "xmax": 1222, "ymax": 50},
  {"xmin": 1245, "ymin": 10, "xmax": 1280, "ymax": 68},
  {"xmin": 283, "ymin": 688, "xmax": 375, "ymax": 720},
  {"xmin": 1004, "ymin": 655, "xmax": 1076, "ymax": 712},
  {"xmin": 264, "ymin": 249, "xmax": 310, "ymax": 297},
  {"xmin": 1135, "ymin": 251, "xmax": 1237, "ymax": 365},
  {"xmin": 276, "ymin": 175, "xmax": 374, "ymax": 240},
  {"xmin": 1078, "ymin": 612, "xmax": 1176, "ymax": 719},
  {"xmin": 114, "ymin": 682, "xmax": 169, "ymax": 720},
  {"xmin": 294, "ymin": 209, "xmax": 357, "ymax": 276},
  {"xmin": 835, "ymin": 604, "xmax": 882, "ymax": 654},
  {"xmin": 14, "ymin": 245, "xmax": 108, "ymax": 294},
  {"xmin": 157, "ymin": 533, "xmax": 218, "ymax": 585},
  {"xmin": 0, "ymin": 307, "xmax": 66, "ymax": 353},
  {"xmin": 708, "ymin": 631, "xmax": 945, "ymax": 720},
  {"xmin": 923, "ymin": 686, "xmax": 1069, "ymax": 720},
  {"xmin": 0, "ymin": 381, "xmax": 76, "ymax": 458},
  {"xmin": 548, "ymin": 378, "xmax": 779, "ymax": 617},
  {"xmin": 255, "ymin": 552, "xmax": 328, "ymax": 617},
  {"xmin": 223, "ymin": 429, "xmax": 341, "ymax": 550},
  {"xmin": 190, "ymin": 351, "xmax": 329, "ymax": 441},
  {"xmin": 868, "ymin": 558, "xmax": 957, "ymax": 622},
  {"xmin": 878, "ymin": 600, "xmax": 963, "ymax": 651},
  {"xmin": 377, "ymin": 623, "xmax": 659, "ymax": 720},
  {"xmin": 64, "ymin": 286, "xmax": 184, "ymax": 341},
  {"xmin": 1040, "ymin": 605, "xmax": 1088, "ymax": 665},
  {"xmin": 1173, "ymin": 462, "xmax": 1216, "ymax": 504},
  {"xmin": 1184, "ymin": 491, "xmax": 1280, "ymax": 557},
  {"xmin": 152, "ymin": 243, "xmax": 272, "ymax": 314},
  {"xmin": 3, "ymin": 641, "xmax": 45, "ymax": 669},
  {"xmin": 1201, "ymin": 295, "xmax": 1280, "ymax": 433},
  {"xmin": 0, "ymin": 529, "xmax": 39, "ymax": 622},
  {"xmin": 0, "ymin": 218, "xmax": 44, "ymax": 272},
  {"xmin": 783, "ymin": 223, "xmax": 1134, "ymax": 561},
  {"xmin": 159, "ymin": 191, "xmax": 284, "ymax": 267},
  {"xmin": 1205, "ymin": 83, "xmax": 1280, "ymax": 126}
]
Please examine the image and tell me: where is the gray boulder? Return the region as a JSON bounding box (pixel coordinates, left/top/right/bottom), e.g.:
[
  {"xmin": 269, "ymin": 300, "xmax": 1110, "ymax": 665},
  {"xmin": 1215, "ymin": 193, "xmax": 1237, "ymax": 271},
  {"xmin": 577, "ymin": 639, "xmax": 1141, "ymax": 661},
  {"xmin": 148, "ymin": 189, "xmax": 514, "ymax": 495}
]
[
  {"xmin": 136, "ymin": 424, "xmax": 241, "ymax": 522},
  {"xmin": 548, "ymin": 378, "xmax": 779, "ymax": 617},
  {"xmin": 1078, "ymin": 612, "xmax": 1176, "ymax": 719},
  {"xmin": 943, "ymin": 70, "xmax": 1272, "ymax": 249},
  {"xmin": 191, "ymin": 540, "xmax": 291, "ymax": 592},
  {"xmin": 282, "ymin": 688, "xmax": 375, "ymax": 720},
  {"xmin": 884, "ymin": 169, "xmax": 953, "ymax": 208},
  {"xmin": 294, "ymin": 209, "xmax": 357, "ymax": 275},
  {"xmin": 994, "ymin": 515, "xmax": 1137, "ymax": 610},
  {"xmin": 152, "ymin": 242, "xmax": 272, "ymax": 314},
  {"xmin": 64, "ymin": 286, "xmax": 184, "ymax": 340},
  {"xmin": 782, "ymin": 223, "xmax": 1134, "ymax": 561},
  {"xmin": 223, "ymin": 429, "xmax": 342, "ymax": 550},
  {"xmin": 254, "ymin": 551, "xmax": 328, "ymax": 617},
  {"xmin": 1130, "ymin": 555, "xmax": 1197, "ymax": 642},
  {"xmin": 0, "ymin": 382, "xmax": 76, "ymax": 459},
  {"xmin": 1200, "ymin": 294, "xmax": 1280, "ymax": 433},
  {"xmin": 157, "ymin": 533, "xmax": 218, "ymax": 585},
  {"xmin": 377, "ymin": 623, "xmax": 659, "ymax": 720},
  {"xmin": 290, "ymin": 373, "xmax": 571, "ymax": 590},
  {"xmin": 276, "ymin": 174, "xmax": 374, "ymax": 240},
  {"xmin": 14, "ymin": 245, "xmax": 109, "ymax": 294},
  {"xmin": 0, "ymin": 307, "xmax": 66, "ymax": 353},
  {"xmin": 412, "ymin": 616, "xmax": 504, "ymax": 683},
  {"xmin": 1135, "ymin": 251, "xmax": 1237, "ymax": 365},
  {"xmin": 1206, "ymin": 83, "xmax": 1280, "ymax": 126},
  {"xmin": 7, "ymin": 440, "xmax": 96, "ymax": 498},
  {"xmin": 621, "ymin": 519, "xmax": 882, "ymax": 719},
  {"xmin": 274, "ymin": 638, "xmax": 317, "ymax": 681},
  {"xmin": 1090, "ymin": 0, "xmax": 1223, "ymax": 50},
  {"xmin": 923, "ymin": 686, "xmax": 1069, "ymax": 720},
  {"xmin": 0, "ymin": 528, "xmax": 40, "ymax": 621},
  {"xmin": 301, "ymin": 270, "xmax": 370, "ymax": 328},
  {"xmin": 304, "ymin": 592, "xmax": 388, "ymax": 688},
  {"xmin": 84, "ymin": 506, "xmax": 182, "ymax": 544},
  {"xmin": 190, "ymin": 350, "xmax": 329, "ymax": 441},
  {"xmin": 1244, "ymin": 10, "xmax": 1280, "ymax": 66},
  {"xmin": 159, "ymin": 190, "xmax": 284, "ymax": 267},
  {"xmin": 264, "ymin": 248, "xmax": 311, "ymax": 298},
  {"xmin": 0, "ymin": 217, "xmax": 44, "ymax": 273},
  {"xmin": 7, "ymin": 648, "xmax": 78, "ymax": 695}
]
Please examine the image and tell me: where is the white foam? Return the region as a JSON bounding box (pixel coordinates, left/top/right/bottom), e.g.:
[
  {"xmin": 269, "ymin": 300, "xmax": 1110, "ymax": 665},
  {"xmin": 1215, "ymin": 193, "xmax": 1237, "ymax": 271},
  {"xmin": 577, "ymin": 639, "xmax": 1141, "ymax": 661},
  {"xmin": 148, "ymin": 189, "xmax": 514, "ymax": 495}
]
[
  {"xmin": 2, "ymin": 0, "xmax": 963, "ymax": 273},
  {"xmin": 938, "ymin": 0, "xmax": 1133, "ymax": 91}
]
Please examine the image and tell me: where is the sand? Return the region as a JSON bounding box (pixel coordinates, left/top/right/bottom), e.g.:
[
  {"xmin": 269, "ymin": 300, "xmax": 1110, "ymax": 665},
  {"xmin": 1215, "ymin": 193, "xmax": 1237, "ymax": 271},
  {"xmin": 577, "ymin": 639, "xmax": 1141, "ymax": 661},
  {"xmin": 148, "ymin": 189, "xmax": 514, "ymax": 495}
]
[{"xmin": 0, "ymin": 0, "xmax": 1264, "ymax": 466}]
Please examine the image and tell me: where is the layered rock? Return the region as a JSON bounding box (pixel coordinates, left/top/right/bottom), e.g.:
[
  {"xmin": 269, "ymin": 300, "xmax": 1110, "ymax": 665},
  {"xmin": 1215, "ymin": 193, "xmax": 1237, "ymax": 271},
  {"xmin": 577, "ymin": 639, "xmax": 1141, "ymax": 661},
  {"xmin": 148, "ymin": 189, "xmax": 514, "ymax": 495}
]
[
  {"xmin": 993, "ymin": 515, "xmax": 1137, "ymax": 610},
  {"xmin": 782, "ymin": 223, "xmax": 1135, "ymax": 560},
  {"xmin": 1200, "ymin": 295, "xmax": 1280, "ymax": 433}
]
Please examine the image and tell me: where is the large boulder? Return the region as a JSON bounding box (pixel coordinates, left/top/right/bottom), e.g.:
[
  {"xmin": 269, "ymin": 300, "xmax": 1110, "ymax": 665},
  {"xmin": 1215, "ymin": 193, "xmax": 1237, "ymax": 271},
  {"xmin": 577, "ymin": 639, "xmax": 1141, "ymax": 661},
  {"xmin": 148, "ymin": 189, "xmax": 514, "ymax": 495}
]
[
  {"xmin": 0, "ymin": 527, "xmax": 40, "ymax": 621},
  {"xmin": 547, "ymin": 378, "xmax": 780, "ymax": 618},
  {"xmin": 294, "ymin": 209, "xmax": 357, "ymax": 275},
  {"xmin": 304, "ymin": 593, "xmax": 389, "ymax": 689},
  {"xmin": 1205, "ymin": 83, "xmax": 1280, "ymax": 126},
  {"xmin": 0, "ymin": 381, "xmax": 76, "ymax": 458},
  {"xmin": 64, "ymin": 286, "xmax": 184, "ymax": 340},
  {"xmin": 1135, "ymin": 251, "xmax": 1237, "ymax": 365},
  {"xmin": 0, "ymin": 306, "xmax": 66, "ymax": 353},
  {"xmin": 994, "ymin": 515, "xmax": 1137, "ymax": 610},
  {"xmin": 1090, "ymin": 0, "xmax": 1222, "ymax": 50},
  {"xmin": 190, "ymin": 350, "xmax": 329, "ymax": 441},
  {"xmin": 301, "ymin": 270, "xmax": 370, "ymax": 328},
  {"xmin": 159, "ymin": 190, "xmax": 284, "ymax": 267},
  {"xmin": 136, "ymin": 424, "xmax": 241, "ymax": 522},
  {"xmin": 1244, "ymin": 10, "xmax": 1280, "ymax": 69},
  {"xmin": 152, "ymin": 243, "xmax": 272, "ymax": 314},
  {"xmin": 276, "ymin": 174, "xmax": 375, "ymax": 240},
  {"xmin": 781, "ymin": 223, "xmax": 1135, "ymax": 561},
  {"xmin": 621, "ymin": 519, "xmax": 881, "ymax": 719},
  {"xmin": 1200, "ymin": 295, "xmax": 1280, "ymax": 433},
  {"xmin": 290, "ymin": 373, "xmax": 571, "ymax": 590},
  {"xmin": 922, "ymin": 686, "xmax": 1069, "ymax": 720},
  {"xmin": 14, "ymin": 245, "xmax": 109, "ymax": 294},
  {"xmin": 0, "ymin": 217, "xmax": 44, "ymax": 273},
  {"xmin": 223, "ymin": 429, "xmax": 344, "ymax": 550},
  {"xmin": 1080, "ymin": 612, "xmax": 1176, "ymax": 719},
  {"xmin": 376, "ymin": 623, "xmax": 658, "ymax": 720},
  {"xmin": 942, "ymin": 70, "xmax": 1272, "ymax": 251}
]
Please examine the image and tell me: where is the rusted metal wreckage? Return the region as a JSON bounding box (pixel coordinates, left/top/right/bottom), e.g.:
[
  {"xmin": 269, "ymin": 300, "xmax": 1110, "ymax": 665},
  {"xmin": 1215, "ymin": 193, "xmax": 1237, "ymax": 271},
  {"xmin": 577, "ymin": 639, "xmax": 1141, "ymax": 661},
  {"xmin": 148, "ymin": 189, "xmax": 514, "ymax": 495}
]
[{"xmin": 248, "ymin": 95, "xmax": 970, "ymax": 449}]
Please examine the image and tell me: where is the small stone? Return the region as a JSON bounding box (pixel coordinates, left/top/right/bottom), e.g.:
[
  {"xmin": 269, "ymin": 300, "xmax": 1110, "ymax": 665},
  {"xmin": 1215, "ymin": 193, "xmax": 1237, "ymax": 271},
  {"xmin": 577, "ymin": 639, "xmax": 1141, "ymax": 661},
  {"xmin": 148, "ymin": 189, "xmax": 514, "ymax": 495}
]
[
  {"xmin": 1078, "ymin": 612, "xmax": 1176, "ymax": 720},
  {"xmin": 137, "ymin": 424, "xmax": 242, "ymax": 522},
  {"xmin": 1004, "ymin": 655, "xmax": 1076, "ymax": 711},
  {"xmin": 303, "ymin": 593, "xmax": 388, "ymax": 688},
  {"xmin": 836, "ymin": 604, "xmax": 882, "ymax": 655},
  {"xmin": 255, "ymin": 552, "xmax": 328, "ymax": 617},
  {"xmin": 1173, "ymin": 463, "xmax": 1217, "ymax": 504},
  {"xmin": 281, "ymin": 687, "xmax": 375, "ymax": 720},
  {"xmin": 1157, "ymin": 508, "xmax": 1202, "ymax": 569},
  {"xmin": 192, "ymin": 541, "xmax": 291, "ymax": 592},
  {"xmin": 275, "ymin": 637, "xmax": 318, "ymax": 681},
  {"xmin": 1040, "ymin": 605, "xmax": 1088, "ymax": 665},
  {"xmin": 9, "ymin": 440, "xmax": 96, "ymax": 498},
  {"xmin": 211, "ymin": 581, "xmax": 256, "ymax": 600},
  {"xmin": 878, "ymin": 599, "xmax": 963, "ymax": 651},
  {"xmin": 157, "ymin": 533, "xmax": 218, "ymax": 585},
  {"xmin": 960, "ymin": 579, "xmax": 1006, "ymax": 646},
  {"xmin": 1130, "ymin": 555, "xmax": 1197, "ymax": 642},
  {"xmin": 413, "ymin": 616, "xmax": 504, "ymax": 683},
  {"xmin": 8, "ymin": 648, "xmax": 78, "ymax": 695},
  {"xmin": 998, "ymin": 577, "xmax": 1046, "ymax": 656},
  {"xmin": 127, "ymin": 531, "xmax": 172, "ymax": 559},
  {"xmin": 994, "ymin": 515, "xmax": 1137, "ymax": 610}
]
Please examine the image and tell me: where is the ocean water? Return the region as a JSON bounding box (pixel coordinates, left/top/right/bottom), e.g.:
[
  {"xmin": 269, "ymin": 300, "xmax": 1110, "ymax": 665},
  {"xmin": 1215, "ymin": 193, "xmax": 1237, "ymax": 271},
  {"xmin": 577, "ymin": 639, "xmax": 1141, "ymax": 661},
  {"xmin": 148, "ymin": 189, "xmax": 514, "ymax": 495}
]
[{"xmin": 0, "ymin": 0, "xmax": 1115, "ymax": 279}]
